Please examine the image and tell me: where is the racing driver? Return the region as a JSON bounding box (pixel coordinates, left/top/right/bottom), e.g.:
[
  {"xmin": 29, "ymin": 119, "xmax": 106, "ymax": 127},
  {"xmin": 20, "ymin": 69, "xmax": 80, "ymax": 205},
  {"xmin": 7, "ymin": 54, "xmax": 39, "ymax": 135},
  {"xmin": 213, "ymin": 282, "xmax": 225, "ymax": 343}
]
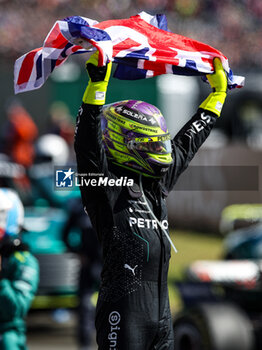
[{"xmin": 74, "ymin": 51, "xmax": 227, "ymax": 349}]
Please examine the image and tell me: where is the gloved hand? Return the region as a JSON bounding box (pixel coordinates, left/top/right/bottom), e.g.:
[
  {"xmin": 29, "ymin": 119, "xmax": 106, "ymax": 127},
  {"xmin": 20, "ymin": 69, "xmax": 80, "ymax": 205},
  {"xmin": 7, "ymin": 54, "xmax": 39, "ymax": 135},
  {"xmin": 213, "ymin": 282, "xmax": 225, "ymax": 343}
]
[
  {"xmin": 82, "ymin": 51, "xmax": 112, "ymax": 105},
  {"xmin": 199, "ymin": 58, "xmax": 227, "ymax": 117},
  {"xmin": 207, "ymin": 58, "xmax": 227, "ymax": 93}
]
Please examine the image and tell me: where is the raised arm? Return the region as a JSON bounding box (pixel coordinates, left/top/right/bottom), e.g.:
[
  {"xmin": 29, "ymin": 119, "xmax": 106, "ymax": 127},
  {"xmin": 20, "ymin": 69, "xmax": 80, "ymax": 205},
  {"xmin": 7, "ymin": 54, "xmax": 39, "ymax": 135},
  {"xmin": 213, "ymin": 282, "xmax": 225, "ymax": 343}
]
[
  {"xmin": 74, "ymin": 52, "xmax": 113, "ymax": 228},
  {"xmin": 74, "ymin": 51, "xmax": 112, "ymax": 176},
  {"xmin": 164, "ymin": 58, "xmax": 227, "ymax": 191}
]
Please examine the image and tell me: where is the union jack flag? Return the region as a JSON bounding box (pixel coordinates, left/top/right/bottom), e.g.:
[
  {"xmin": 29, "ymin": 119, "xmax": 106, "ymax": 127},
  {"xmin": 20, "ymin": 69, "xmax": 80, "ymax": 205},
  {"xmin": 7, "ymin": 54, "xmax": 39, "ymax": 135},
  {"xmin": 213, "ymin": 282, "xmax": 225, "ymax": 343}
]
[{"xmin": 14, "ymin": 12, "xmax": 244, "ymax": 94}]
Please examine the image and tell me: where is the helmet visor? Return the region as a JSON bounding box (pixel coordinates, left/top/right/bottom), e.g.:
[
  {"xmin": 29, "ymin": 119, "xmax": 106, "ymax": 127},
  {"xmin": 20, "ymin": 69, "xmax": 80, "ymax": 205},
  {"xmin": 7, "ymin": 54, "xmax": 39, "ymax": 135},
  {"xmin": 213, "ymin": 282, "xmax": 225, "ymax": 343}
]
[{"xmin": 128, "ymin": 135, "xmax": 172, "ymax": 154}]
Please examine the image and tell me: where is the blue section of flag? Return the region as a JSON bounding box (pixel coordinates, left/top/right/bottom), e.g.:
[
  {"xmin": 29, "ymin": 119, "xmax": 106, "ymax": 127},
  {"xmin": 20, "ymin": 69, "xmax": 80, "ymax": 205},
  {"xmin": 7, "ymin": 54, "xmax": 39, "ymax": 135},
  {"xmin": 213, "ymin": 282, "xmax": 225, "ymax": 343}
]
[
  {"xmin": 80, "ymin": 26, "xmax": 111, "ymax": 42},
  {"xmin": 126, "ymin": 47, "xmax": 150, "ymax": 60},
  {"xmin": 65, "ymin": 16, "xmax": 90, "ymax": 26},
  {"xmin": 185, "ymin": 59, "xmax": 197, "ymax": 71},
  {"xmin": 50, "ymin": 59, "xmax": 57, "ymax": 73},
  {"xmin": 36, "ymin": 53, "xmax": 42, "ymax": 80},
  {"xmin": 114, "ymin": 64, "xmax": 147, "ymax": 80},
  {"xmin": 156, "ymin": 14, "xmax": 168, "ymax": 31},
  {"xmin": 114, "ymin": 47, "xmax": 150, "ymax": 79},
  {"xmin": 172, "ymin": 64, "xmax": 203, "ymax": 76},
  {"xmin": 66, "ymin": 18, "xmax": 111, "ymax": 42},
  {"xmin": 61, "ymin": 42, "xmax": 74, "ymax": 58}
]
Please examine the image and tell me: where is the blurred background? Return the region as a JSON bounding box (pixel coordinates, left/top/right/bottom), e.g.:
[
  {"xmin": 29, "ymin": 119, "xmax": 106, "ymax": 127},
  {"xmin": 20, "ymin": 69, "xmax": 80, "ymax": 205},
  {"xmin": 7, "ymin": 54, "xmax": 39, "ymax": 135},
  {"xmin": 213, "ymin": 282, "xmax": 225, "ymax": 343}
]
[{"xmin": 0, "ymin": 1, "xmax": 262, "ymax": 349}]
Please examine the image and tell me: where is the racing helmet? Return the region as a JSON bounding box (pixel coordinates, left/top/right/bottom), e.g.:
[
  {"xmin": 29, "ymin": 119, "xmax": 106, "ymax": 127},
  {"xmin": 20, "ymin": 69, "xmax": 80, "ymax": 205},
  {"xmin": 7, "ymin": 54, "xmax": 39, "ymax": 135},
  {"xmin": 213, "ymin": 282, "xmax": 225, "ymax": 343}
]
[
  {"xmin": 0, "ymin": 188, "xmax": 24, "ymax": 249},
  {"xmin": 35, "ymin": 134, "xmax": 69, "ymax": 165},
  {"xmin": 101, "ymin": 100, "xmax": 173, "ymax": 177}
]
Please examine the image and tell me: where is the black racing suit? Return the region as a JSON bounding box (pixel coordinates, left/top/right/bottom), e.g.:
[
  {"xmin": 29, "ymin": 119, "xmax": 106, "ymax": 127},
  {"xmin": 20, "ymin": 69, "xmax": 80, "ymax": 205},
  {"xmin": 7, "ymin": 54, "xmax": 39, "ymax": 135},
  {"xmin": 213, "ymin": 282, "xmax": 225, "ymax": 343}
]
[{"xmin": 74, "ymin": 103, "xmax": 217, "ymax": 349}]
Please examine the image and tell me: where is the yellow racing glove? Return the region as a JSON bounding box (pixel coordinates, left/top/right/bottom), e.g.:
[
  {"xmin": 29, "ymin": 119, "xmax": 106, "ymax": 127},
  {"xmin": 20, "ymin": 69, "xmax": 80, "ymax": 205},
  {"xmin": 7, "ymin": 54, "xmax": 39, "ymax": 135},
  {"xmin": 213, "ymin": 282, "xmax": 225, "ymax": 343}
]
[
  {"xmin": 82, "ymin": 51, "xmax": 112, "ymax": 105},
  {"xmin": 199, "ymin": 58, "xmax": 227, "ymax": 117}
]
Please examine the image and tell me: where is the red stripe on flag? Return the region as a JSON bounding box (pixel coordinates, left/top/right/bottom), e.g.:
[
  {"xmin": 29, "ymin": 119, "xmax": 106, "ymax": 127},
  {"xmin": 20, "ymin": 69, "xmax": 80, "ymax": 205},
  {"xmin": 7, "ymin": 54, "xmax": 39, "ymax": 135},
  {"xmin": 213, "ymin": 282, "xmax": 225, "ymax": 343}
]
[
  {"xmin": 201, "ymin": 57, "xmax": 213, "ymax": 70},
  {"xmin": 143, "ymin": 60, "xmax": 167, "ymax": 76},
  {"xmin": 113, "ymin": 38, "xmax": 141, "ymax": 56},
  {"xmin": 96, "ymin": 16, "xmax": 225, "ymax": 59},
  {"xmin": 71, "ymin": 45, "xmax": 83, "ymax": 53},
  {"xmin": 151, "ymin": 47, "xmax": 179, "ymax": 66},
  {"xmin": 17, "ymin": 48, "xmax": 41, "ymax": 86},
  {"xmin": 55, "ymin": 59, "xmax": 63, "ymax": 67},
  {"xmin": 45, "ymin": 23, "xmax": 68, "ymax": 49}
]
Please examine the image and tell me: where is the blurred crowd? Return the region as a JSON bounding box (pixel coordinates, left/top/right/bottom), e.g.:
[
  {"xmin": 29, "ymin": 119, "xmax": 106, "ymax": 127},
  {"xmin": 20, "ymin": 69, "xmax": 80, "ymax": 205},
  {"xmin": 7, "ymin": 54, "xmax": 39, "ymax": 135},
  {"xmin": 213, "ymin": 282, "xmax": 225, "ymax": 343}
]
[{"xmin": 0, "ymin": 0, "xmax": 262, "ymax": 70}]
